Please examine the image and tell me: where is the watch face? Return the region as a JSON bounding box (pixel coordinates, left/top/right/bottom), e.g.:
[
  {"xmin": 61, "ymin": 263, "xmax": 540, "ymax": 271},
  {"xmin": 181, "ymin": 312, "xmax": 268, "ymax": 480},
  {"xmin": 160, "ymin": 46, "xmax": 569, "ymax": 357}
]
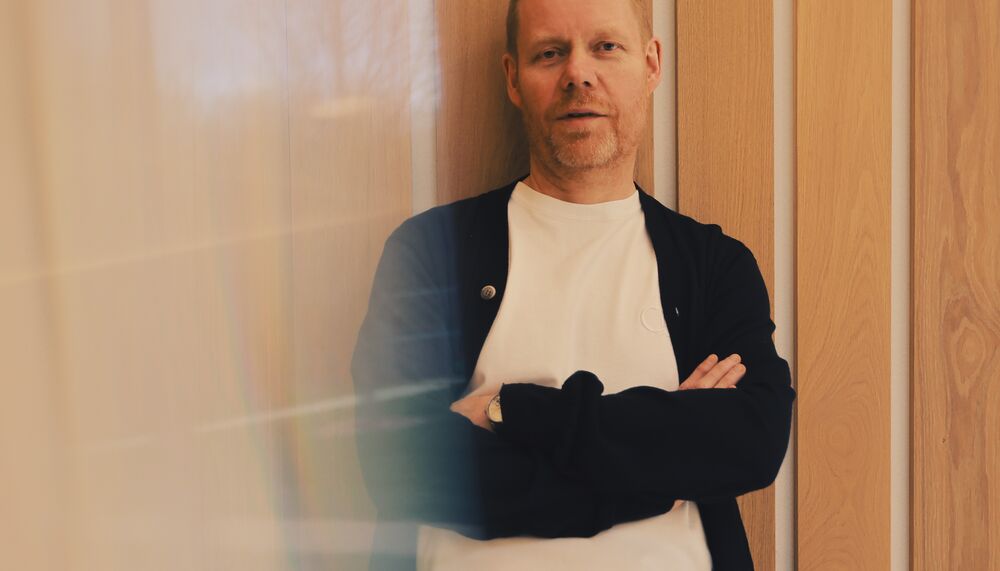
[{"xmin": 488, "ymin": 396, "xmax": 502, "ymax": 423}]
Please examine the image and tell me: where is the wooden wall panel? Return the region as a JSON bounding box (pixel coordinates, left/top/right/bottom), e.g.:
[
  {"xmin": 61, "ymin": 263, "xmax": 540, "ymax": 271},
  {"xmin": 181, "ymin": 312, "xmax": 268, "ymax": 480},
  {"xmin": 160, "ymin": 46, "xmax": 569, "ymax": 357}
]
[
  {"xmin": 676, "ymin": 1, "xmax": 777, "ymax": 569},
  {"xmin": 435, "ymin": 0, "xmax": 653, "ymax": 204},
  {"xmin": 795, "ymin": 0, "xmax": 893, "ymax": 569},
  {"xmin": 912, "ymin": 0, "xmax": 1000, "ymax": 568}
]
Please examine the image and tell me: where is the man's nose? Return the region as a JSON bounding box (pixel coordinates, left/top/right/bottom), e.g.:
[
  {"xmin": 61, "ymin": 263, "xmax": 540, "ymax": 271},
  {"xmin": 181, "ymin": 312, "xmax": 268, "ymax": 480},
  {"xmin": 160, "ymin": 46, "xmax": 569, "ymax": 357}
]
[{"xmin": 560, "ymin": 51, "xmax": 596, "ymax": 91}]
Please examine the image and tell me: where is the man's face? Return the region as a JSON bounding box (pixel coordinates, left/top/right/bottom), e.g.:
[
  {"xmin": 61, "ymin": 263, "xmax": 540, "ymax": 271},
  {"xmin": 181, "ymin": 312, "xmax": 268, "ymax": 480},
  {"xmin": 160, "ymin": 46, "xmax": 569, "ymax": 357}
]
[{"xmin": 503, "ymin": 0, "xmax": 661, "ymax": 172}]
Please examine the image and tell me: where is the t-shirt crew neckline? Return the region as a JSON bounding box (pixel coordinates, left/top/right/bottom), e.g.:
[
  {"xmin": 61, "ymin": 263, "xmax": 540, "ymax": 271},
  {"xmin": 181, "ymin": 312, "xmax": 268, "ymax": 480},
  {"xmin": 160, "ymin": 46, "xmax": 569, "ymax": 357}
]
[{"xmin": 512, "ymin": 180, "xmax": 640, "ymax": 221}]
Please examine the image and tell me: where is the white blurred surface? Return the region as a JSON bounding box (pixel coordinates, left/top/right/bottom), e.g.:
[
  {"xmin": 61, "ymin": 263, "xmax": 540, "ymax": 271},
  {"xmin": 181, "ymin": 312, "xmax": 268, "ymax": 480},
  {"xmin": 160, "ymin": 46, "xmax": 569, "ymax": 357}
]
[{"xmin": 0, "ymin": 1, "xmax": 413, "ymax": 569}]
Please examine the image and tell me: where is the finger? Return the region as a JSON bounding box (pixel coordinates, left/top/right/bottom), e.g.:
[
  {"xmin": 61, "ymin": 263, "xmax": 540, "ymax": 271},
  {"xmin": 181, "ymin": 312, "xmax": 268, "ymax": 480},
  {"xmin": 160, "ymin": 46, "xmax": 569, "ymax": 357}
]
[
  {"xmin": 715, "ymin": 363, "xmax": 747, "ymax": 389},
  {"xmin": 678, "ymin": 354, "xmax": 718, "ymax": 390},
  {"xmin": 688, "ymin": 354, "xmax": 719, "ymax": 383},
  {"xmin": 684, "ymin": 354, "xmax": 741, "ymax": 389}
]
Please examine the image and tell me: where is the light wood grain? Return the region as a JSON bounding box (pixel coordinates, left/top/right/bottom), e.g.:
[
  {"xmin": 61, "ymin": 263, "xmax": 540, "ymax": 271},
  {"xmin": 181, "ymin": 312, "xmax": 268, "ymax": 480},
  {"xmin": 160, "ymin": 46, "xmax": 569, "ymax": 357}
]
[
  {"xmin": 795, "ymin": 0, "xmax": 893, "ymax": 569},
  {"xmin": 676, "ymin": 1, "xmax": 777, "ymax": 568},
  {"xmin": 912, "ymin": 0, "xmax": 1000, "ymax": 568},
  {"xmin": 435, "ymin": 0, "xmax": 653, "ymax": 203}
]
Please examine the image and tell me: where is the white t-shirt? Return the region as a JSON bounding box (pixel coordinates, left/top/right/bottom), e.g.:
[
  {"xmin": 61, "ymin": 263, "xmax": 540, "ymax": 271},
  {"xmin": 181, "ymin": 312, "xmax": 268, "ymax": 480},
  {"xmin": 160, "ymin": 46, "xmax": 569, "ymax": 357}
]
[{"xmin": 417, "ymin": 181, "xmax": 712, "ymax": 570}]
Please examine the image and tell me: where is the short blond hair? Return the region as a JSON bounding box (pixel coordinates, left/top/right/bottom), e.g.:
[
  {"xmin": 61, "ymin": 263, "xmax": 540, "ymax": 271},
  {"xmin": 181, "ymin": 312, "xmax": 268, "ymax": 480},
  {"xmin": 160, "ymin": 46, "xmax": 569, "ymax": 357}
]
[{"xmin": 505, "ymin": 0, "xmax": 652, "ymax": 59}]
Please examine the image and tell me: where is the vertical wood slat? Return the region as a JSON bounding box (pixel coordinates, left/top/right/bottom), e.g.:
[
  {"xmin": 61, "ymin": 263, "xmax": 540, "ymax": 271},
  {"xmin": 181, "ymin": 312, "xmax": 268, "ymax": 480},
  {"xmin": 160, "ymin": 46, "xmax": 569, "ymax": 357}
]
[
  {"xmin": 675, "ymin": 1, "xmax": 777, "ymax": 569},
  {"xmin": 795, "ymin": 0, "xmax": 893, "ymax": 569},
  {"xmin": 435, "ymin": 0, "xmax": 653, "ymax": 204},
  {"xmin": 911, "ymin": 0, "xmax": 1000, "ymax": 568}
]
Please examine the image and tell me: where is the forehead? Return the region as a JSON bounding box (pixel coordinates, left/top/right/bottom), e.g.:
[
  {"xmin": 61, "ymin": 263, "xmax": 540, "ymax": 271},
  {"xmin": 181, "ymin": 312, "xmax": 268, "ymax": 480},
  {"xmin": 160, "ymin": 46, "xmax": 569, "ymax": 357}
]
[{"xmin": 517, "ymin": 0, "xmax": 641, "ymax": 42}]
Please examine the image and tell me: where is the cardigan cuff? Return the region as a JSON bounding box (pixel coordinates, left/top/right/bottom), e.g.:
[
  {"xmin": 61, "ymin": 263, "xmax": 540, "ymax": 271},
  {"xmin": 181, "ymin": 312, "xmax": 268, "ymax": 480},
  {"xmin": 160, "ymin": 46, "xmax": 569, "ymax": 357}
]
[{"xmin": 496, "ymin": 371, "xmax": 606, "ymax": 455}]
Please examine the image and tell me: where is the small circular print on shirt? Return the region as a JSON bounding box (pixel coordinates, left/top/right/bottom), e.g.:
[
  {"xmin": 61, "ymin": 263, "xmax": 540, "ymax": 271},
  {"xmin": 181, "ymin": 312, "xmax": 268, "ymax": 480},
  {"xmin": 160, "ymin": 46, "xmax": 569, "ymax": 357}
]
[{"xmin": 640, "ymin": 306, "xmax": 668, "ymax": 333}]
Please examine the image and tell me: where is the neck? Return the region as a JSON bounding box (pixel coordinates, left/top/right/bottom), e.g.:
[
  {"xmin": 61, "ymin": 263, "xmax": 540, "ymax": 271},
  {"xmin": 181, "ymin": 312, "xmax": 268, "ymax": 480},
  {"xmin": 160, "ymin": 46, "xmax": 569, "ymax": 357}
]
[{"xmin": 524, "ymin": 154, "xmax": 637, "ymax": 204}]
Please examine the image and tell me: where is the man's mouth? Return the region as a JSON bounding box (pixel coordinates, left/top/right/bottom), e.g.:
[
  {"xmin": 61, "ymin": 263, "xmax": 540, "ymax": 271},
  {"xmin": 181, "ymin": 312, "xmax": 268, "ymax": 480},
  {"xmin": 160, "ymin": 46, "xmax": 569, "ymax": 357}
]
[{"xmin": 558, "ymin": 109, "xmax": 605, "ymax": 120}]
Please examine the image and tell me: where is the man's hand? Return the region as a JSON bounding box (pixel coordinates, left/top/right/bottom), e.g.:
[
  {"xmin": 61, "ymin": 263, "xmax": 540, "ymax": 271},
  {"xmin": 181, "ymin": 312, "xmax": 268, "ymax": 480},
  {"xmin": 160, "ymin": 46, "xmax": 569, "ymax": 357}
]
[
  {"xmin": 678, "ymin": 353, "xmax": 746, "ymax": 390},
  {"xmin": 449, "ymin": 392, "xmax": 496, "ymax": 432}
]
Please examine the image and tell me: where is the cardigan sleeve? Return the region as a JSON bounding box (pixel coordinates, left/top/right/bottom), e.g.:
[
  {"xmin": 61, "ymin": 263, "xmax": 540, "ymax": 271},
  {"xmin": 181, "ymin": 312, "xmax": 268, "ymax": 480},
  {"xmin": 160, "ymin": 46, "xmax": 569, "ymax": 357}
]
[
  {"xmin": 350, "ymin": 223, "xmax": 678, "ymax": 539},
  {"xmin": 496, "ymin": 234, "xmax": 796, "ymax": 504}
]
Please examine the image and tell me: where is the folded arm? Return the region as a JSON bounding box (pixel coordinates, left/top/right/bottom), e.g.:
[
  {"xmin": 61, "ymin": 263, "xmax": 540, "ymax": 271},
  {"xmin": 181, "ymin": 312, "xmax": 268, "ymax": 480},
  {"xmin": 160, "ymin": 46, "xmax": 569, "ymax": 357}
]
[
  {"xmin": 495, "ymin": 237, "xmax": 796, "ymax": 503},
  {"xmin": 350, "ymin": 223, "xmax": 678, "ymax": 539}
]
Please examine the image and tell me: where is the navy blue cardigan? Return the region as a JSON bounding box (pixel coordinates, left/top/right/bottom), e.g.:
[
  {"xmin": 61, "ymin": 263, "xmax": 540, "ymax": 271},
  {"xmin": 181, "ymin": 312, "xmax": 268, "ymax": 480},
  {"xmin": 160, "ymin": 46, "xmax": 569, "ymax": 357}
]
[{"xmin": 350, "ymin": 178, "xmax": 796, "ymax": 570}]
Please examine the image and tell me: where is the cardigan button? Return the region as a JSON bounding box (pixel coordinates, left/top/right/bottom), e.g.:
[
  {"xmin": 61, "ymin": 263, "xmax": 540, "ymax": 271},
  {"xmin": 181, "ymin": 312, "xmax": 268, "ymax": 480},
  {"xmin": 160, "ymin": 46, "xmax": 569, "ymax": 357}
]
[{"xmin": 480, "ymin": 285, "xmax": 497, "ymax": 300}]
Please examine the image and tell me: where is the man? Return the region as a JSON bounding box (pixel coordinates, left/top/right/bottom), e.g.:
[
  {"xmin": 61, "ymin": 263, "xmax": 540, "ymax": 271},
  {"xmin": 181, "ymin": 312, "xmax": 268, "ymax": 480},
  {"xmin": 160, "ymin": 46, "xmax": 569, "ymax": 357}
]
[{"xmin": 350, "ymin": 0, "xmax": 795, "ymax": 569}]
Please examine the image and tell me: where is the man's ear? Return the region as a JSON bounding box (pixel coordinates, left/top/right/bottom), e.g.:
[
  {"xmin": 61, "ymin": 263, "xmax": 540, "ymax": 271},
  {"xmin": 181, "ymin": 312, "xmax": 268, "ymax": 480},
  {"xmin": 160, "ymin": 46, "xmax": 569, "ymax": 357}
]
[
  {"xmin": 644, "ymin": 37, "xmax": 663, "ymax": 93},
  {"xmin": 502, "ymin": 53, "xmax": 523, "ymax": 109}
]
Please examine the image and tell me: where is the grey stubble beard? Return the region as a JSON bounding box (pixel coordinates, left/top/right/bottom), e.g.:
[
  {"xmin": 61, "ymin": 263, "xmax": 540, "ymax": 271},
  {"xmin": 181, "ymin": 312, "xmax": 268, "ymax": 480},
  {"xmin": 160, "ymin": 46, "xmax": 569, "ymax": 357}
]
[{"xmin": 523, "ymin": 93, "xmax": 648, "ymax": 174}]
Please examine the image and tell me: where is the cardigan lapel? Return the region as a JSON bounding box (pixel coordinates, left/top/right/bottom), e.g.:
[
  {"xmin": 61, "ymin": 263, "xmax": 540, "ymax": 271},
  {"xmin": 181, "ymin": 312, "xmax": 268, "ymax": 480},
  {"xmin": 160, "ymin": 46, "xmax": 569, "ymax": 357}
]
[
  {"xmin": 458, "ymin": 179, "xmax": 518, "ymax": 383},
  {"xmin": 637, "ymin": 187, "xmax": 694, "ymax": 380}
]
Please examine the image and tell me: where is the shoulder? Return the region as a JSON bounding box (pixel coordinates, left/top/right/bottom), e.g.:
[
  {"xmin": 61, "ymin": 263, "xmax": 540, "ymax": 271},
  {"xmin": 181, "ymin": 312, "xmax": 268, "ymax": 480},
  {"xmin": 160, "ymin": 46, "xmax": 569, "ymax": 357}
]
[
  {"xmin": 379, "ymin": 180, "xmax": 518, "ymax": 277},
  {"xmin": 391, "ymin": 182, "xmax": 513, "ymax": 239},
  {"xmin": 638, "ymin": 190, "xmax": 752, "ymax": 267},
  {"xmin": 392, "ymin": 193, "xmax": 481, "ymax": 242}
]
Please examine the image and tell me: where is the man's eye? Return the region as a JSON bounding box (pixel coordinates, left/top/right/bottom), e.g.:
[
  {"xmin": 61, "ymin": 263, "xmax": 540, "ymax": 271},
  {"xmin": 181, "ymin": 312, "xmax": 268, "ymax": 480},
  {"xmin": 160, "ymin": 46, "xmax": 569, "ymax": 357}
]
[
  {"xmin": 540, "ymin": 49, "xmax": 559, "ymax": 59},
  {"xmin": 599, "ymin": 42, "xmax": 619, "ymax": 52}
]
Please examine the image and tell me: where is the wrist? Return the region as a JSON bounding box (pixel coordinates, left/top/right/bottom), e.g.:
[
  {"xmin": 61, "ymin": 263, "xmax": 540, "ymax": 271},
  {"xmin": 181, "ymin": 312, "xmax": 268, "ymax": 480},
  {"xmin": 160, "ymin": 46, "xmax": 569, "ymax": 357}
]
[{"xmin": 486, "ymin": 392, "xmax": 503, "ymax": 429}]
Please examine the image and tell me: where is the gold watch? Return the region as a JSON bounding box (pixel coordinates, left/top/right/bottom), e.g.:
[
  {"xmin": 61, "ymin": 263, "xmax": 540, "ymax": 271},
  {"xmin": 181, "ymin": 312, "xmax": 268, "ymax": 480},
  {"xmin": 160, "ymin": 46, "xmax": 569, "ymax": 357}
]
[{"xmin": 486, "ymin": 393, "xmax": 503, "ymax": 429}]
